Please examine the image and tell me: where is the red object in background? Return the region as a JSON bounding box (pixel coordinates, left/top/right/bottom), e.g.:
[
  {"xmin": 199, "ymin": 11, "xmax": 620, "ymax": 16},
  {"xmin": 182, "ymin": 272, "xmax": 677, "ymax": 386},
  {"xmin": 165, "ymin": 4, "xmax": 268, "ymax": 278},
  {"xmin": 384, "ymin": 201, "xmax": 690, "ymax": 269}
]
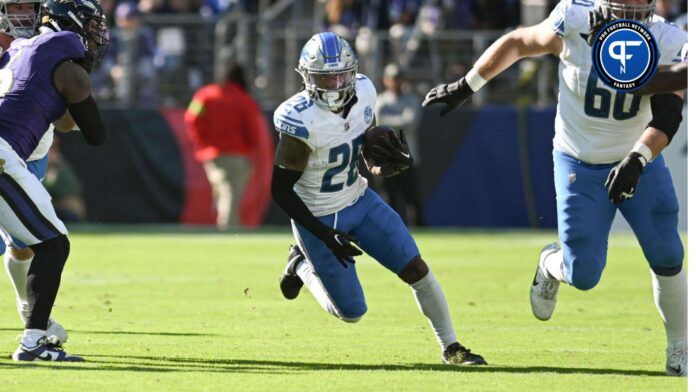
[{"xmin": 161, "ymin": 108, "xmax": 273, "ymax": 227}]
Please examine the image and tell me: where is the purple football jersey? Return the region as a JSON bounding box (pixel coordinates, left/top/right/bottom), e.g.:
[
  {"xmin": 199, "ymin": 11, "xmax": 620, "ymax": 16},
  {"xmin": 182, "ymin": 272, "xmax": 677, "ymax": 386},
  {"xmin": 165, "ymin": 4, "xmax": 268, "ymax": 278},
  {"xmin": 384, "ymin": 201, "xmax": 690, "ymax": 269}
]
[{"xmin": 0, "ymin": 31, "xmax": 85, "ymax": 160}]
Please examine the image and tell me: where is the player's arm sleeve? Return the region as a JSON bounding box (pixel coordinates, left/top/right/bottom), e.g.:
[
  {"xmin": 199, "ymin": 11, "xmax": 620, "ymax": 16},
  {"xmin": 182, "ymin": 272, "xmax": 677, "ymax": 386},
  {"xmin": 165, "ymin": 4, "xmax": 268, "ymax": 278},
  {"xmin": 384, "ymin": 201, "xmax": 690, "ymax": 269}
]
[
  {"xmin": 67, "ymin": 96, "xmax": 107, "ymax": 145},
  {"xmin": 271, "ymin": 165, "xmax": 331, "ymax": 240},
  {"xmin": 648, "ymin": 93, "xmax": 684, "ymax": 143}
]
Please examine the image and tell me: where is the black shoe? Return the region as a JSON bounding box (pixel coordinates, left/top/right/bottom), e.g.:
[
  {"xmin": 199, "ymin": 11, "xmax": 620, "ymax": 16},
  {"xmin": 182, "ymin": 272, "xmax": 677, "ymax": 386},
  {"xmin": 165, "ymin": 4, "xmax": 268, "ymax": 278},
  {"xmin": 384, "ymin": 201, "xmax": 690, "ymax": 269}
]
[
  {"xmin": 279, "ymin": 245, "xmax": 305, "ymax": 300},
  {"xmin": 442, "ymin": 342, "xmax": 487, "ymax": 365}
]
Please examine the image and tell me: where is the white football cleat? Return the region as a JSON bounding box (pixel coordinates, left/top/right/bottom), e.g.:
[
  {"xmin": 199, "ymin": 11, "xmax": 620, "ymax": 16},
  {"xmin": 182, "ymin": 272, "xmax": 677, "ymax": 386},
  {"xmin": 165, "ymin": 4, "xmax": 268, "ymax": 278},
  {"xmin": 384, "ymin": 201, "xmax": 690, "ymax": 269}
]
[
  {"xmin": 18, "ymin": 301, "xmax": 69, "ymax": 345},
  {"xmin": 530, "ymin": 242, "xmax": 561, "ymax": 321},
  {"xmin": 666, "ymin": 341, "xmax": 687, "ymax": 377}
]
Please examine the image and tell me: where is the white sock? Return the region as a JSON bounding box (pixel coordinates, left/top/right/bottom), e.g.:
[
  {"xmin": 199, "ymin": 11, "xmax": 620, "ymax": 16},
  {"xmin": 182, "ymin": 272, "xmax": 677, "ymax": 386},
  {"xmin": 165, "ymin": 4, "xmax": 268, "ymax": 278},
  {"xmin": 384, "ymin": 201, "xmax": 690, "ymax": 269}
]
[
  {"xmin": 410, "ymin": 271, "xmax": 457, "ymax": 351},
  {"xmin": 21, "ymin": 329, "xmax": 45, "ymax": 347},
  {"xmin": 652, "ymin": 269, "xmax": 687, "ymax": 347},
  {"xmin": 295, "ymin": 259, "xmax": 349, "ymax": 321},
  {"xmin": 543, "ymin": 249, "xmax": 568, "ymax": 283},
  {"xmin": 4, "ymin": 253, "xmax": 33, "ymax": 305}
]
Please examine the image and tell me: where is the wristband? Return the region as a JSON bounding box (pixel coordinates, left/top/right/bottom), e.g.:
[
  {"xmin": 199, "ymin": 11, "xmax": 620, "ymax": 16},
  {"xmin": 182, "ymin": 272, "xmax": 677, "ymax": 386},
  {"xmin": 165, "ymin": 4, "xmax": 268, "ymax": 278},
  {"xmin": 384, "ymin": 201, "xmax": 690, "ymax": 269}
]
[
  {"xmin": 631, "ymin": 142, "xmax": 653, "ymax": 163},
  {"xmin": 464, "ymin": 70, "xmax": 487, "ymax": 92}
]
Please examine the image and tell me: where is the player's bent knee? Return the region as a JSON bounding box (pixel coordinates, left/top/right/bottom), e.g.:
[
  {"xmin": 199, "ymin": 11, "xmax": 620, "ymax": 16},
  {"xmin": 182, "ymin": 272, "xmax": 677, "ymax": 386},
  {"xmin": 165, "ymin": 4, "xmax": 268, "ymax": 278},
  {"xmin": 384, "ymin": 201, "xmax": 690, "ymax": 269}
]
[
  {"xmin": 647, "ymin": 244, "xmax": 684, "ymax": 277},
  {"xmin": 9, "ymin": 246, "xmax": 34, "ymax": 260},
  {"xmin": 398, "ymin": 256, "xmax": 429, "ymax": 284},
  {"xmin": 29, "ymin": 235, "xmax": 70, "ymax": 267},
  {"xmin": 336, "ymin": 301, "xmax": 367, "ymax": 323},
  {"xmin": 568, "ymin": 264, "xmax": 602, "ymax": 291},
  {"xmin": 340, "ymin": 314, "xmax": 363, "ymax": 323}
]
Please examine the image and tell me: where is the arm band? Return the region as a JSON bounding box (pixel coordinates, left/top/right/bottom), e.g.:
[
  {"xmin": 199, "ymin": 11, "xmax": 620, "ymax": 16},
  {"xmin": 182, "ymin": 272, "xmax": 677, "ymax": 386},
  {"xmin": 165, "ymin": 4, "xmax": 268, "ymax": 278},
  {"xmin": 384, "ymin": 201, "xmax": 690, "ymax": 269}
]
[
  {"xmin": 271, "ymin": 165, "xmax": 330, "ymax": 240},
  {"xmin": 648, "ymin": 93, "xmax": 684, "ymax": 143},
  {"xmin": 66, "ymin": 96, "xmax": 107, "ymax": 145}
]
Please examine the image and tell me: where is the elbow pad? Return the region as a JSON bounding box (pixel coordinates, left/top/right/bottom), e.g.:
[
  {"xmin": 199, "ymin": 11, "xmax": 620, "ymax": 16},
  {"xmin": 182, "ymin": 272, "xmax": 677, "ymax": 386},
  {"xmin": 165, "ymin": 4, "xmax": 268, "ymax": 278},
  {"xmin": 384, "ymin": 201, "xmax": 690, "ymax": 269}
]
[
  {"xmin": 648, "ymin": 94, "xmax": 683, "ymax": 143},
  {"xmin": 66, "ymin": 96, "xmax": 107, "ymax": 145}
]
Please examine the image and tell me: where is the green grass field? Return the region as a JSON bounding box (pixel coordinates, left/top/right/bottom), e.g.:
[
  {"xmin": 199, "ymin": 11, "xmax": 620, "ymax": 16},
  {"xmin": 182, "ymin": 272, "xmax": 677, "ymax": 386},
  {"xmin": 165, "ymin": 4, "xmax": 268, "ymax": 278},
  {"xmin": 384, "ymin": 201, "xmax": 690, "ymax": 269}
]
[{"xmin": 0, "ymin": 229, "xmax": 687, "ymax": 391}]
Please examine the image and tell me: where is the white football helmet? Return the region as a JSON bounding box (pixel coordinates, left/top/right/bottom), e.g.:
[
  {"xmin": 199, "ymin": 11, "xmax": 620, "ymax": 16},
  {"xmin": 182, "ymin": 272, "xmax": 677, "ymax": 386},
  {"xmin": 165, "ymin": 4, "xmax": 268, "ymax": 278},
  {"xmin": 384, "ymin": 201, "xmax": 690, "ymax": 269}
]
[
  {"xmin": 296, "ymin": 32, "xmax": 358, "ymax": 111},
  {"xmin": 599, "ymin": 0, "xmax": 655, "ymax": 24},
  {"xmin": 0, "ymin": 0, "xmax": 40, "ymax": 38}
]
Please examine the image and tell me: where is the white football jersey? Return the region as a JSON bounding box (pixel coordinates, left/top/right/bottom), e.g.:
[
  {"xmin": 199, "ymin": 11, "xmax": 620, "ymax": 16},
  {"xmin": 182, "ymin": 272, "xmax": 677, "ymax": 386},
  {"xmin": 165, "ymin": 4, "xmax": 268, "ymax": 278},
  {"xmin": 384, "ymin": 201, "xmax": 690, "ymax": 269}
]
[
  {"xmin": 544, "ymin": 0, "xmax": 687, "ymax": 164},
  {"xmin": 273, "ymin": 74, "xmax": 376, "ymax": 216},
  {"xmin": 27, "ymin": 126, "xmax": 54, "ymax": 162}
]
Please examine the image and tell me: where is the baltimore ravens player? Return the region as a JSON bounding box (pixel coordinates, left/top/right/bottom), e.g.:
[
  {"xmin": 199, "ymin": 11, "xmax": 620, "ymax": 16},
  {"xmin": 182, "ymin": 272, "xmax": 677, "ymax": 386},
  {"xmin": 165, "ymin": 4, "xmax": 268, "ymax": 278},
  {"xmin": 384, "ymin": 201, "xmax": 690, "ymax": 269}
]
[
  {"xmin": 272, "ymin": 32, "xmax": 486, "ymax": 366},
  {"xmin": 423, "ymin": 0, "xmax": 686, "ymax": 376},
  {"xmin": 0, "ymin": 0, "xmax": 108, "ymax": 361},
  {"xmin": 0, "ymin": 0, "xmax": 72, "ymax": 347}
]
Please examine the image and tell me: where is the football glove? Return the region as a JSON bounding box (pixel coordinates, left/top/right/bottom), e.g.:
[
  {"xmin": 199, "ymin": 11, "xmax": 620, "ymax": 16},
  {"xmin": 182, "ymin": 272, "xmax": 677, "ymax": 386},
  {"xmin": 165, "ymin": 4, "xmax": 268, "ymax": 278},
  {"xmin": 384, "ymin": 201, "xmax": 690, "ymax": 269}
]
[
  {"xmin": 370, "ymin": 129, "xmax": 414, "ymax": 177},
  {"xmin": 422, "ymin": 77, "xmax": 474, "ymax": 116},
  {"xmin": 322, "ymin": 229, "xmax": 362, "ymax": 268},
  {"xmin": 586, "ymin": 6, "xmax": 612, "ymax": 46},
  {"xmin": 605, "ymin": 152, "xmax": 646, "ymax": 204}
]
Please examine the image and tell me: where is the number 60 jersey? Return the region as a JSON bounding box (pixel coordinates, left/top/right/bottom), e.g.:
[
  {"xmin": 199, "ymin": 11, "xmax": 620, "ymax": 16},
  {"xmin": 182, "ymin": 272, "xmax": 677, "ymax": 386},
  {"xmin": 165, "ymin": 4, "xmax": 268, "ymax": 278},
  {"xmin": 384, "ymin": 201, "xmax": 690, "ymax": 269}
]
[
  {"xmin": 273, "ymin": 74, "xmax": 376, "ymax": 217},
  {"xmin": 544, "ymin": 0, "xmax": 687, "ymax": 164}
]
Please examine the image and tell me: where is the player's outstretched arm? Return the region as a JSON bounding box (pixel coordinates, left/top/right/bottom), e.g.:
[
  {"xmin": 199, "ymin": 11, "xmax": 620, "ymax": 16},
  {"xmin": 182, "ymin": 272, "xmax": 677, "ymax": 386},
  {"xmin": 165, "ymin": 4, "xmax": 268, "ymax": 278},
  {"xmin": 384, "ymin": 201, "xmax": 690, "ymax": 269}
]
[
  {"xmin": 53, "ymin": 61, "xmax": 107, "ymax": 145},
  {"xmin": 605, "ymin": 92, "xmax": 684, "ymax": 203},
  {"xmin": 634, "ymin": 64, "xmax": 688, "ymax": 95},
  {"xmin": 423, "ymin": 23, "xmax": 562, "ymax": 115},
  {"xmin": 271, "ymin": 134, "xmax": 362, "ymax": 266}
]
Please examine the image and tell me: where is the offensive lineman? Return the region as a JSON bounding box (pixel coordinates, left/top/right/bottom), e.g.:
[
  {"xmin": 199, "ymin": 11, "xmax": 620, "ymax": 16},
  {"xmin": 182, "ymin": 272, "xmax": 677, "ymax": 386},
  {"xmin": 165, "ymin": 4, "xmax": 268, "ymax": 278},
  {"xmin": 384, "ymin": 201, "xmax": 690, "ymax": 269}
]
[
  {"xmin": 423, "ymin": 0, "xmax": 687, "ymax": 376},
  {"xmin": 0, "ymin": 0, "xmax": 108, "ymax": 361},
  {"xmin": 272, "ymin": 32, "xmax": 486, "ymax": 366},
  {"xmin": 0, "ymin": 0, "xmax": 70, "ymax": 346}
]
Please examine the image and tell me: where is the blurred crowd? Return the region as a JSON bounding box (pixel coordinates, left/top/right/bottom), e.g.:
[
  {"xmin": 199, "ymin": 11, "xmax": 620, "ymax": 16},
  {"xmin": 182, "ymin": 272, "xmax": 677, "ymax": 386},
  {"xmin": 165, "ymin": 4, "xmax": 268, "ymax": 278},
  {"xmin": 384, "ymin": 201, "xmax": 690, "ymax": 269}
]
[{"xmin": 91, "ymin": 0, "xmax": 688, "ymax": 108}]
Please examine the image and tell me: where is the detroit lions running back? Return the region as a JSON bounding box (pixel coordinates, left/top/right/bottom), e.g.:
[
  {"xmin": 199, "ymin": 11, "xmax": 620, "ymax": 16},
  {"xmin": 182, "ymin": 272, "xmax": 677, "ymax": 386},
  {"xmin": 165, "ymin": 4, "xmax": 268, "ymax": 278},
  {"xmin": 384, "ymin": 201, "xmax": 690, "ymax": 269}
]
[
  {"xmin": 271, "ymin": 32, "xmax": 486, "ymax": 366},
  {"xmin": 423, "ymin": 0, "xmax": 687, "ymax": 376}
]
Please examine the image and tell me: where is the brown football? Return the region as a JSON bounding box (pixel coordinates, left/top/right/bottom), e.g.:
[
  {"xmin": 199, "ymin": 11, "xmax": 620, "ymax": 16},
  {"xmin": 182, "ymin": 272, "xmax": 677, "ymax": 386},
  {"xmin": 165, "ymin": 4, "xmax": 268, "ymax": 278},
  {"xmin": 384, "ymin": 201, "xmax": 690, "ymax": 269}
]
[{"xmin": 363, "ymin": 125, "xmax": 397, "ymax": 159}]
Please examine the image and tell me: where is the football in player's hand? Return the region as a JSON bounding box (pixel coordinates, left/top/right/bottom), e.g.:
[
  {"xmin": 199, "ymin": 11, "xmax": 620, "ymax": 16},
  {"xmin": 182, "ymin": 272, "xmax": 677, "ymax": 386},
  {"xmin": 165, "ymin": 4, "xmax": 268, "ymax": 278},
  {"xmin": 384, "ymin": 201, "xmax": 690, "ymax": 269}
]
[{"xmin": 363, "ymin": 125, "xmax": 398, "ymax": 160}]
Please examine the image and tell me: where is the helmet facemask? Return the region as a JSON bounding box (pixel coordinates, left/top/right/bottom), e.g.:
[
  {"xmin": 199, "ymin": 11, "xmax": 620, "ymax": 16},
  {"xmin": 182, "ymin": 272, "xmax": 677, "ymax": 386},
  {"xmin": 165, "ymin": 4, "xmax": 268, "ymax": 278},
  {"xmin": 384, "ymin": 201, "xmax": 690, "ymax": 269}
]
[
  {"xmin": 299, "ymin": 66, "xmax": 357, "ymax": 111},
  {"xmin": 599, "ymin": 0, "xmax": 655, "ymax": 24},
  {"xmin": 0, "ymin": 0, "xmax": 40, "ymax": 38},
  {"xmin": 297, "ymin": 32, "xmax": 359, "ymax": 112}
]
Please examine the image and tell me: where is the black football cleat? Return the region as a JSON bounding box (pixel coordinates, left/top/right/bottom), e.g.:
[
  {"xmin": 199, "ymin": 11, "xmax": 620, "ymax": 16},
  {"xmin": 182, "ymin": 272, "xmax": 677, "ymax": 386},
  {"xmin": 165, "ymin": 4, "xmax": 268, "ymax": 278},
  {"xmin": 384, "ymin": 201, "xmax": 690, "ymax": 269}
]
[
  {"xmin": 279, "ymin": 245, "xmax": 305, "ymax": 300},
  {"xmin": 442, "ymin": 342, "xmax": 488, "ymax": 366}
]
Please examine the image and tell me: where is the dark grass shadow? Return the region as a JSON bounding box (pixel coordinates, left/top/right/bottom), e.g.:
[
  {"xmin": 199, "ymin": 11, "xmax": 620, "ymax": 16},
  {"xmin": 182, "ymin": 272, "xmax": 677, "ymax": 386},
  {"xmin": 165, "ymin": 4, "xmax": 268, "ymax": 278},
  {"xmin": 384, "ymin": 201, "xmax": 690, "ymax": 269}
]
[
  {"xmin": 80, "ymin": 354, "xmax": 667, "ymax": 377},
  {"xmin": 0, "ymin": 328, "xmax": 218, "ymax": 337}
]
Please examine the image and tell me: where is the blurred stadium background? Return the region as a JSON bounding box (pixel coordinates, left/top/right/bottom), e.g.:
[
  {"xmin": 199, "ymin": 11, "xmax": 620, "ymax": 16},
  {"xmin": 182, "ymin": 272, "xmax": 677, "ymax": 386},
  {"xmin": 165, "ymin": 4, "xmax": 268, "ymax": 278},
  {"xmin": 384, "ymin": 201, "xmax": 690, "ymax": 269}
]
[{"xmin": 50, "ymin": 0, "xmax": 688, "ymax": 230}]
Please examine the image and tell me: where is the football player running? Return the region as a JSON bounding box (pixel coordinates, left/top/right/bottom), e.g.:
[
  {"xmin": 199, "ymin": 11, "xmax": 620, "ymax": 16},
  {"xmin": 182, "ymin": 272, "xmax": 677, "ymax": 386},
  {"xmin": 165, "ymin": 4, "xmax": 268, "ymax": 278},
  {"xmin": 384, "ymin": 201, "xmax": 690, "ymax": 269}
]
[
  {"xmin": 272, "ymin": 32, "xmax": 486, "ymax": 366},
  {"xmin": 0, "ymin": 0, "xmax": 73, "ymax": 347},
  {"xmin": 422, "ymin": 0, "xmax": 687, "ymax": 376},
  {"xmin": 0, "ymin": 0, "xmax": 108, "ymax": 361}
]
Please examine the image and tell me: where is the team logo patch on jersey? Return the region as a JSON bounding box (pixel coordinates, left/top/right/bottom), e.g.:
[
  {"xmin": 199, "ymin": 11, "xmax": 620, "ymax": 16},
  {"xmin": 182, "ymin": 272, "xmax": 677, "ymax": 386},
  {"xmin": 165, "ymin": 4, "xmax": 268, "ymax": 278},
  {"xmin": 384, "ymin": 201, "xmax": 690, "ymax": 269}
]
[
  {"xmin": 364, "ymin": 106, "xmax": 372, "ymax": 124},
  {"xmin": 591, "ymin": 20, "xmax": 659, "ymax": 92},
  {"xmin": 344, "ymin": 122, "xmax": 350, "ymax": 131}
]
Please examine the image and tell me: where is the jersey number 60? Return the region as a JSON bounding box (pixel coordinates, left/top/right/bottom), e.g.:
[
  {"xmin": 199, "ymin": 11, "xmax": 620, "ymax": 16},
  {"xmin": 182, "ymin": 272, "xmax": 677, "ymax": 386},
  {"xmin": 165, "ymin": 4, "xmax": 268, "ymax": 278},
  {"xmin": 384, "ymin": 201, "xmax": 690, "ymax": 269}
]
[{"xmin": 584, "ymin": 71, "xmax": 642, "ymax": 120}]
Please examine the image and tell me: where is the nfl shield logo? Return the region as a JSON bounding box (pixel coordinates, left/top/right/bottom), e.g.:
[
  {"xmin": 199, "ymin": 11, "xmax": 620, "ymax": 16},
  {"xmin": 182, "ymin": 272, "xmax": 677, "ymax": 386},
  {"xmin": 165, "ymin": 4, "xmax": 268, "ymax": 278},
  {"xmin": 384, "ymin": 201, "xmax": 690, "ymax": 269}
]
[
  {"xmin": 569, "ymin": 172, "xmax": 576, "ymax": 184},
  {"xmin": 344, "ymin": 123, "xmax": 350, "ymax": 131},
  {"xmin": 364, "ymin": 106, "xmax": 372, "ymax": 124}
]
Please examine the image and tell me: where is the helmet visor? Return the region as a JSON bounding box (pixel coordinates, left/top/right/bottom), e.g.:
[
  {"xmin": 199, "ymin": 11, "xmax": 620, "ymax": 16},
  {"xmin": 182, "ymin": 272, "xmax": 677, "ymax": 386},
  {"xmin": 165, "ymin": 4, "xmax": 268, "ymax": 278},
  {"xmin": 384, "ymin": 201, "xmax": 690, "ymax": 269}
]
[{"xmin": 308, "ymin": 69, "xmax": 355, "ymax": 92}]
